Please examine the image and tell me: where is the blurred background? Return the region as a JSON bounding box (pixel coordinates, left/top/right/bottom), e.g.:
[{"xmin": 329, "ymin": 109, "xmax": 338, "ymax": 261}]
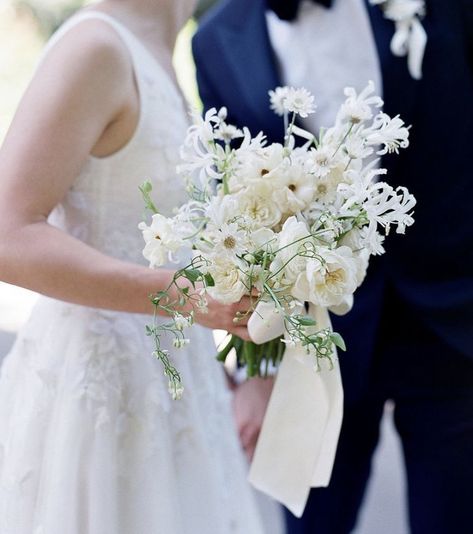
[{"xmin": 0, "ymin": 1, "xmax": 408, "ymax": 532}]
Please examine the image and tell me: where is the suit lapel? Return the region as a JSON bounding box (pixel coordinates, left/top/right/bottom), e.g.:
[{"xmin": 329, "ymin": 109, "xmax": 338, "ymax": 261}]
[
  {"xmin": 213, "ymin": 0, "xmax": 421, "ymax": 142},
  {"xmin": 215, "ymin": 0, "xmax": 283, "ymax": 138}
]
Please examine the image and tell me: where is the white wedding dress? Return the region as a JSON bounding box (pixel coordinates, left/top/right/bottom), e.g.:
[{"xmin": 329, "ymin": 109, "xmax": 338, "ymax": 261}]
[{"xmin": 0, "ymin": 12, "xmax": 268, "ymax": 534}]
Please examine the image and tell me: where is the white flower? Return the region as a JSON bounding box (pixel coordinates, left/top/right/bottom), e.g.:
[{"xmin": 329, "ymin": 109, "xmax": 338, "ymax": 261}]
[
  {"xmin": 284, "ymin": 87, "xmax": 317, "ymax": 118},
  {"xmin": 236, "ymin": 182, "xmax": 283, "ymax": 229},
  {"xmin": 344, "ymin": 135, "xmax": 374, "ymax": 160},
  {"xmin": 173, "ymin": 337, "xmax": 190, "ymax": 348},
  {"xmin": 311, "ymin": 165, "xmax": 349, "ymax": 208},
  {"xmin": 307, "ymin": 145, "xmax": 340, "ymax": 178},
  {"xmin": 364, "ymin": 113, "xmax": 410, "ymax": 155},
  {"xmin": 211, "ymin": 222, "xmax": 249, "ymax": 258},
  {"xmin": 206, "ymin": 195, "xmax": 240, "ymax": 226},
  {"xmin": 272, "ymin": 165, "xmax": 315, "ymax": 214},
  {"xmin": 360, "ymin": 225, "xmax": 386, "ymax": 255},
  {"xmin": 173, "ymin": 313, "xmax": 193, "ymax": 331},
  {"xmin": 205, "ymin": 256, "xmax": 248, "ymax": 304},
  {"xmin": 271, "ymin": 216, "xmax": 312, "ymax": 285},
  {"xmin": 269, "ymin": 87, "xmax": 290, "ymax": 116},
  {"xmin": 139, "ymin": 214, "xmax": 185, "ymax": 268},
  {"xmin": 169, "ymin": 382, "xmax": 184, "ymax": 400},
  {"xmin": 337, "ymin": 81, "xmax": 383, "ymax": 125},
  {"xmin": 250, "ymin": 227, "xmax": 278, "ymax": 252},
  {"xmin": 215, "ymin": 123, "xmax": 244, "ymax": 144},
  {"xmin": 177, "ymin": 107, "xmax": 230, "ymax": 190},
  {"xmin": 233, "ymin": 143, "xmax": 287, "ymax": 191},
  {"xmin": 292, "ymin": 246, "xmax": 359, "ymax": 308},
  {"xmin": 269, "ymin": 87, "xmax": 316, "ymax": 118}
]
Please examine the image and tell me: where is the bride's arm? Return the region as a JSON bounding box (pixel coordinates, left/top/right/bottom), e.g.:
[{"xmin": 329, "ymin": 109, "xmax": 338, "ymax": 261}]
[{"xmin": 0, "ymin": 22, "xmax": 250, "ymax": 338}]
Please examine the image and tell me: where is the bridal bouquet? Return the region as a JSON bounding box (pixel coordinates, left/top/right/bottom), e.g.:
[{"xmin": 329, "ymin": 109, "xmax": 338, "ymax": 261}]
[{"xmin": 139, "ymin": 82, "xmax": 416, "ymax": 399}]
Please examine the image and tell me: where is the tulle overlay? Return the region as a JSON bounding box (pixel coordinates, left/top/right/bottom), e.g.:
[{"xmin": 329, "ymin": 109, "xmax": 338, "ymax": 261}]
[
  {"xmin": 0, "ymin": 299, "xmax": 264, "ymax": 533},
  {"xmin": 0, "ymin": 11, "xmax": 266, "ymax": 534}
]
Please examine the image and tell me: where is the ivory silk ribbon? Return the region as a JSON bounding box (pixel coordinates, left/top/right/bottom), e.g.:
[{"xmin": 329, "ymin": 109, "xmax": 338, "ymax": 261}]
[
  {"xmin": 391, "ymin": 15, "xmax": 427, "ymax": 80},
  {"xmin": 247, "ymin": 302, "xmax": 344, "ymax": 517}
]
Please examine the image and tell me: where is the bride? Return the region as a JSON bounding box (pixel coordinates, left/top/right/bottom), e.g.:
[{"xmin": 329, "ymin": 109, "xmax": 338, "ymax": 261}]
[{"xmin": 0, "ymin": 1, "xmax": 267, "ymax": 532}]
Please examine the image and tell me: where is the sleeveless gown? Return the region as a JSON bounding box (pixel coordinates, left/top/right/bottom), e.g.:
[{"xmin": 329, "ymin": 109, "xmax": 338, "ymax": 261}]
[{"xmin": 0, "ymin": 12, "xmax": 268, "ymax": 534}]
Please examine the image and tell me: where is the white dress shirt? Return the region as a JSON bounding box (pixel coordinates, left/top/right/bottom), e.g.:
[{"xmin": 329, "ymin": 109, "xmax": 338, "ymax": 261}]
[{"xmin": 266, "ymin": 0, "xmax": 382, "ymax": 134}]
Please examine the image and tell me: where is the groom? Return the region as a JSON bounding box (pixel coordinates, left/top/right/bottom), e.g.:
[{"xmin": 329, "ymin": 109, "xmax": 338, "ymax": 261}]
[{"xmin": 193, "ymin": 0, "xmax": 473, "ymax": 533}]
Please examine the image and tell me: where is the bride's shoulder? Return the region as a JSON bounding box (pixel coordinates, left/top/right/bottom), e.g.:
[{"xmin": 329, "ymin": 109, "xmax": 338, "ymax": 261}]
[
  {"xmin": 28, "ymin": 12, "xmax": 136, "ymax": 116},
  {"xmin": 39, "ymin": 13, "xmax": 133, "ymax": 86}
]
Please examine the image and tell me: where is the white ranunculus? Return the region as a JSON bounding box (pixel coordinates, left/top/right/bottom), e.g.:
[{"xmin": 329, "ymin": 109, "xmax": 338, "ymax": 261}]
[
  {"xmin": 206, "ymin": 256, "xmax": 247, "ymax": 304},
  {"xmin": 139, "ymin": 214, "xmax": 185, "ymax": 268},
  {"xmin": 292, "ymin": 246, "xmax": 359, "ymax": 307}
]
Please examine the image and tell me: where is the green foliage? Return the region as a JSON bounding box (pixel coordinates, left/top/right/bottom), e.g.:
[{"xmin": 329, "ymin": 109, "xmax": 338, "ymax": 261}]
[{"xmin": 139, "ymin": 181, "xmax": 159, "ymax": 215}]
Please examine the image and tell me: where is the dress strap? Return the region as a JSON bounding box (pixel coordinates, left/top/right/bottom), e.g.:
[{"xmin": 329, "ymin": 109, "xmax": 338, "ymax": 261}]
[
  {"xmin": 34, "ymin": 10, "xmax": 159, "ymax": 162},
  {"xmin": 39, "ymin": 10, "xmax": 153, "ymax": 70}
]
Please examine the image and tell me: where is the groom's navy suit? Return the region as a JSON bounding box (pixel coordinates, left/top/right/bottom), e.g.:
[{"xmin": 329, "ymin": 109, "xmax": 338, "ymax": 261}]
[{"xmin": 193, "ymin": 1, "xmax": 473, "ymax": 532}]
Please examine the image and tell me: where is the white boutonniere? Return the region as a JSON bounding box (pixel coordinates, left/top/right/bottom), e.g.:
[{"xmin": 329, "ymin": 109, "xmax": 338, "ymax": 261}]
[{"xmin": 370, "ymin": 0, "xmax": 427, "ymax": 80}]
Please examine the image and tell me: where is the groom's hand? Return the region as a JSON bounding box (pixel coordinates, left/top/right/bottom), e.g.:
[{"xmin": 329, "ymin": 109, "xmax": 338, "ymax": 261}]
[{"xmin": 232, "ymin": 376, "xmax": 275, "ymax": 461}]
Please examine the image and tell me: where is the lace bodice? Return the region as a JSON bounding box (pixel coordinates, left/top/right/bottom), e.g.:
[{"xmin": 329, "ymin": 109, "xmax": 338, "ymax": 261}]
[{"xmin": 46, "ymin": 11, "xmax": 189, "ymax": 264}]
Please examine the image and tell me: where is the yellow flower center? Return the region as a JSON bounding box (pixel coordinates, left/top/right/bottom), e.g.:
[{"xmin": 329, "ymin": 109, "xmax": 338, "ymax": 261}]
[
  {"xmin": 223, "ymin": 236, "xmax": 237, "ymax": 249},
  {"xmin": 326, "ymin": 269, "xmax": 344, "ymax": 285}
]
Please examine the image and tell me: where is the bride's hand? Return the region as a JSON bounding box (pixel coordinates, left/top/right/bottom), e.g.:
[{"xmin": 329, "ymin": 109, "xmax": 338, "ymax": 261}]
[{"xmin": 193, "ymin": 294, "xmax": 254, "ymax": 341}]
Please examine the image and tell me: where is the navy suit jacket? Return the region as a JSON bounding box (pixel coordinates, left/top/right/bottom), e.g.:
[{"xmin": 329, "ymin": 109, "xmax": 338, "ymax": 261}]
[{"xmin": 193, "ymin": 0, "xmax": 473, "ymax": 396}]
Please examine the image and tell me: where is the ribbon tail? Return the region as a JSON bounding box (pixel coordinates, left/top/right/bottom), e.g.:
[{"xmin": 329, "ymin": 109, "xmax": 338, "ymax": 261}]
[{"xmin": 248, "ymin": 306, "xmax": 344, "ymax": 517}]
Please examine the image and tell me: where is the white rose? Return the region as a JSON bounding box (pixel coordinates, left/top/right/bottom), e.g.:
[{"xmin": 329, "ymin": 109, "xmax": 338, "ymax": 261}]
[
  {"xmin": 271, "ymin": 216, "xmax": 311, "ymax": 285},
  {"xmin": 338, "ymin": 233, "xmax": 370, "ymax": 286},
  {"xmin": 326, "ymin": 249, "xmax": 369, "ymax": 316},
  {"xmin": 138, "ymin": 214, "xmax": 184, "ymax": 268},
  {"xmin": 354, "ymin": 249, "xmax": 369, "ymax": 287},
  {"xmin": 292, "ymin": 246, "xmax": 358, "ymax": 307},
  {"xmin": 250, "ymin": 227, "xmax": 278, "ymax": 252},
  {"xmin": 236, "ymin": 182, "xmax": 282, "ymax": 229},
  {"xmin": 206, "ymin": 256, "xmax": 247, "ymax": 304}
]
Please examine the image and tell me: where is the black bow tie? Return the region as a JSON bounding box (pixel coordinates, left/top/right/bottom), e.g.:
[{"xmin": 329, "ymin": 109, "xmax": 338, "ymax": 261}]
[{"xmin": 267, "ymin": 0, "xmax": 333, "ymax": 21}]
